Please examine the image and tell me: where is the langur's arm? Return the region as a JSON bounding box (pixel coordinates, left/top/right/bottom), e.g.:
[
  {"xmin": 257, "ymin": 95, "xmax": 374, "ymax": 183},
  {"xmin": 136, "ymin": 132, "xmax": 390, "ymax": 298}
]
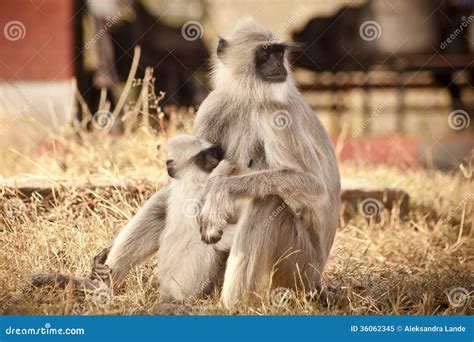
[
  {"xmin": 224, "ymin": 169, "xmax": 325, "ymax": 221},
  {"xmin": 202, "ymin": 159, "xmax": 238, "ymax": 194},
  {"xmin": 209, "ymin": 160, "xmax": 238, "ymax": 178},
  {"xmin": 206, "ymin": 168, "xmax": 324, "ymax": 217},
  {"xmin": 103, "ymin": 185, "xmax": 169, "ymax": 283},
  {"xmin": 200, "ymin": 168, "xmax": 324, "ymax": 243},
  {"xmin": 222, "ymin": 168, "xmax": 324, "ymax": 200}
]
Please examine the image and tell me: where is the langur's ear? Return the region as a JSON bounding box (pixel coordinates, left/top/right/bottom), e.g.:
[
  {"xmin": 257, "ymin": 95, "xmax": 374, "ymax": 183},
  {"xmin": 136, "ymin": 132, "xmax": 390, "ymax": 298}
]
[
  {"xmin": 194, "ymin": 145, "xmax": 225, "ymax": 172},
  {"xmin": 281, "ymin": 41, "xmax": 303, "ymax": 62},
  {"xmin": 284, "ymin": 41, "xmax": 303, "ymax": 53},
  {"xmin": 217, "ymin": 38, "xmax": 228, "ymax": 59}
]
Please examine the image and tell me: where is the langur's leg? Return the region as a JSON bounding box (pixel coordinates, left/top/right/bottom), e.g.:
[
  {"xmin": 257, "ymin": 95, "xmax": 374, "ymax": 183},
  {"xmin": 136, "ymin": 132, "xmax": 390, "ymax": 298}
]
[
  {"xmin": 221, "ymin": 198, "xmax": 322, "ymax": 308},
  {"xmin": 157, "ymin": 245, "xmax": 227, "ymax": 305},
  {"xmin": 102, "ymin": 186, "xmax": 169, "ymax": 283},
  {"xmin": 157, "ymin": 226, "xmax": 230, "ymax": 304}
]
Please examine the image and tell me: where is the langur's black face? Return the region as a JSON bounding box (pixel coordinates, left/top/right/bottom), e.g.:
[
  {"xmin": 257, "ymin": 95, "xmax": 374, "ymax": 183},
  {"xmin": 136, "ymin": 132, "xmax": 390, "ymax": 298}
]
[
  {"xmin": 255, "ymin": 44, "xmax": 287, "ymax": 83},
  {"xmin": 193, "ymin": 145, "xmax": 224, "ymax": 173},
  {"xmin": 166, "ymin": 144, "xmax": 224, "ymax": 179}
]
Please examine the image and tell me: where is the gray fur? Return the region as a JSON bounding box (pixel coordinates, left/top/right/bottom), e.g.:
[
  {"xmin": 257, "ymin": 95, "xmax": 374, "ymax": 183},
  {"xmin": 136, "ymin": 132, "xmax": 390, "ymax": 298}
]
[
  {"xmin": 156, "ymin": 135, "xmax": 236, "ymax": 303},
  {"xmin": 105, "ymin": 186, "xmax": 168, "ymax": 283},
  {"xmin": 104, "ymin": 135, "xmax": 237, "ymax": 303},
  {"xmin": 196, "ymin": 17, "xmax": 340, "ymax": 307},
  {"xmin": 100, "ymin": 17, "xmax": 340, "ymax": 308}
]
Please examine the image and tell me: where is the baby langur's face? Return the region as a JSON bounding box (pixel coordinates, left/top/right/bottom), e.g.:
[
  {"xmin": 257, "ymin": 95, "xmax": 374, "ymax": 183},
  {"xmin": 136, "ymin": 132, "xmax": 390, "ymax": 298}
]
[{"xmin": 166, "ymin": 135, "xmax": 224, "ymax": 180}]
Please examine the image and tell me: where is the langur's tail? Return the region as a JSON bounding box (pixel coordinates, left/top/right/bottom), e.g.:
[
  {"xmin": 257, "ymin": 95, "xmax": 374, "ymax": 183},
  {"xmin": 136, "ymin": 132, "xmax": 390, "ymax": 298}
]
[{"xmin": 27, "ymin": 272, "xmax": 100, "ymax": 292}]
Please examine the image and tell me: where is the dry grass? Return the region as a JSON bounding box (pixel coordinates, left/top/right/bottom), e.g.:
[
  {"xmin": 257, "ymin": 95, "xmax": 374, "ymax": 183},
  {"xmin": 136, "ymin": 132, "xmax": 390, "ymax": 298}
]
[{"xmin": 0, "ymin": 119, "xmax": 472, "ymax": 315}]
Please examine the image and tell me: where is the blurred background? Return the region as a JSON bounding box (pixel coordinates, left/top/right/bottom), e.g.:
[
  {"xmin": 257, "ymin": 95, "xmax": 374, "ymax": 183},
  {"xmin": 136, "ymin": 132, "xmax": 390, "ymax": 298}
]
[{"xmin": 0, "ymin": 0, "xmax": 473, "ymax": 171}]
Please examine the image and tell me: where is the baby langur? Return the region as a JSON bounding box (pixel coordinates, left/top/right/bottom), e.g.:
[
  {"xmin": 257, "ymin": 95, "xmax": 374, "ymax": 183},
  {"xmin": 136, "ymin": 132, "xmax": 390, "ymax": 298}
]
[
  {"xmin": 157, "ymin": 135, "xmax": 239, "ymax": 303},
  {"xmin": 28, "ymin": 135, "xmax": 238, "ymax": 306}
]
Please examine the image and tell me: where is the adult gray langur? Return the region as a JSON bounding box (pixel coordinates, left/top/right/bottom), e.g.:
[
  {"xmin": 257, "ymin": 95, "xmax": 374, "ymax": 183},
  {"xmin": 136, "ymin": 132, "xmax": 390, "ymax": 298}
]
[{"xmin": 97, "ymin": 17, "xmax": 341, "ymax": 308}]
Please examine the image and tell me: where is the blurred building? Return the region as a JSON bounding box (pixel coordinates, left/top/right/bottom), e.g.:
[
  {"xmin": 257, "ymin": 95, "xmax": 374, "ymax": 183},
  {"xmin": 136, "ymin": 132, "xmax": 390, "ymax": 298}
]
[{"xmin": 0, "ymin": 0, "xmax": 75, "ymax": 135}]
